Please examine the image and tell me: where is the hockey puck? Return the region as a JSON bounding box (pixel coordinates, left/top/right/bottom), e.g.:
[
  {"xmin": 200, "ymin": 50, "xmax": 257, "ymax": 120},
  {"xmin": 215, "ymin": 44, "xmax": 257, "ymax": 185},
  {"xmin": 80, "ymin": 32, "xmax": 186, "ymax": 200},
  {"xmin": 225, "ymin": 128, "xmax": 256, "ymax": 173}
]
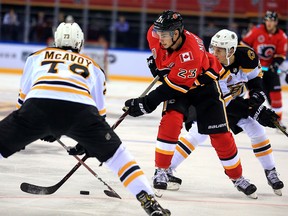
[{"xmin": 80, "ymin": 190, "xmax": 90, "ymax": 195}]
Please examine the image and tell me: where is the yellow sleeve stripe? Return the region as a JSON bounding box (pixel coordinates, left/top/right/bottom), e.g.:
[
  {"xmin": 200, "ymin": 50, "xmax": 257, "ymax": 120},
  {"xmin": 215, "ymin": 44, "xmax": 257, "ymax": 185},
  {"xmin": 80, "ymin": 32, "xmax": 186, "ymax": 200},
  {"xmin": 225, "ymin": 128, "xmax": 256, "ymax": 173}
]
[
  {"xmin": 19, "ymin": 90, "xmax": 26, "ymax": 100},
  {"xmin": 221, "ymin": 70, "xmax": 230, "ymax": 79},
  {"xmin": 240, "ymin": 67, "xmax": 254, "ymax": 73},
  {"xmin": 164, "ymin": 77, "xmax": 188, "ymax": 93},
  {"xmin": 98, "ymin": 108, "xmax": 106, "ymax": 116},
  {"xmin": 206, "ymin": 70, "xmax": 219, "ymax": 80}
]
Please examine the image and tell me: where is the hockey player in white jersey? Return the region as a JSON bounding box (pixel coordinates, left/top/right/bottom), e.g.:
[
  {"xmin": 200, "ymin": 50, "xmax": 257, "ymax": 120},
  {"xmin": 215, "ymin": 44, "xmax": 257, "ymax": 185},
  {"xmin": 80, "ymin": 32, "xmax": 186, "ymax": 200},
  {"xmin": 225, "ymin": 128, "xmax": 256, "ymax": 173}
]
[
  {"xmin": 169, "ymin": 29, "xmax": 284, "ymax": 196},
  {"xmin": 0, "ymin": 22, "xmax": 170, "ymax": 216}
]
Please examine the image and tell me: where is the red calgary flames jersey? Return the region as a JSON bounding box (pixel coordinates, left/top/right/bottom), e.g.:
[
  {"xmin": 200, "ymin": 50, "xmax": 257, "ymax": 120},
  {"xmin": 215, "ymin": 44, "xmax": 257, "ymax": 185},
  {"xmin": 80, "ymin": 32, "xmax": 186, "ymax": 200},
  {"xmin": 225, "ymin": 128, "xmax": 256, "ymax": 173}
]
[
  {"xmin": 241, "ymin": 24, "xmax": 287, "ymax": 67},
  {"xmin": 147, "ymin": 25, "xmax": 223, "ymax": 93}
]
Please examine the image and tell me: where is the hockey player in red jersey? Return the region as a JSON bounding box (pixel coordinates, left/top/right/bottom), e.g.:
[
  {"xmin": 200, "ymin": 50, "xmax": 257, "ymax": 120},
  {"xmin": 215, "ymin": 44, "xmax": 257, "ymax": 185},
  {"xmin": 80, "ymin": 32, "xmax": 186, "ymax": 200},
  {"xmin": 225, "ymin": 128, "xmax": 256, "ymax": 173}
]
[
  {"xmin": 124, "ymin": 10, "xmax": 257, "ymax": 198},
  {"xmin": 0, "ymin": 22, "xmax": 170, "ymax": 216},
  {"xmin": 241, "ymin": 11, "xmax": 288, "ymax": 130},
  {"xmin": 169, "ymin": 29, "xmax": 284, "ymax": 196}
]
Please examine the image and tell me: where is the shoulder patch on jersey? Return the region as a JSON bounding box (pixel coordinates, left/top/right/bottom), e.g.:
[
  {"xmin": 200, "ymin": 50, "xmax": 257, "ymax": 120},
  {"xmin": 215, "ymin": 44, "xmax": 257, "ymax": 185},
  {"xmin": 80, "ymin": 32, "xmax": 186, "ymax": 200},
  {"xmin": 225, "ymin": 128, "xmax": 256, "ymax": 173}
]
[
  {"xmin": 247, "ymin": 49, "xmax": 256, "ymax": 60},
  {"xmin": 180, "ymin": 51, "xmax": 193, "ymax": 63}
]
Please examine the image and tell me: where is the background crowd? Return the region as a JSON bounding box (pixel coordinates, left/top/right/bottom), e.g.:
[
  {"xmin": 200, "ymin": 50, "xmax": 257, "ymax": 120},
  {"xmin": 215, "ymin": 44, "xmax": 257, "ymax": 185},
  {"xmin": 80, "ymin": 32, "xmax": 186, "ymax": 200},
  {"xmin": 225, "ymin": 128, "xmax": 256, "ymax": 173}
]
[{"xmin": 0, "ymin": 1, "xmax": 287, "ymax": 51}]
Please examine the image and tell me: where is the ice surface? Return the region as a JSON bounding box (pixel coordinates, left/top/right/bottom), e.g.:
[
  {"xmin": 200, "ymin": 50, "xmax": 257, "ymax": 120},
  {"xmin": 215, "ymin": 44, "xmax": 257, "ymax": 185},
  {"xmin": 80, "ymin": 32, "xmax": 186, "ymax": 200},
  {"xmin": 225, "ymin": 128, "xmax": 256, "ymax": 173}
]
[{"xmin": 0, "ymin": 74, "xmax": 287, "ymax": 215}]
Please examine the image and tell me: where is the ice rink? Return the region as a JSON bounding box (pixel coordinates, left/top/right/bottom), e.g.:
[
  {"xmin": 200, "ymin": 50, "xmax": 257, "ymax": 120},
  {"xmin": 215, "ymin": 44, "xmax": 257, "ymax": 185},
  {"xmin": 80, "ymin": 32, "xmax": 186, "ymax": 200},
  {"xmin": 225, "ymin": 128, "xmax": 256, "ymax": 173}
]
[{"xmin": 0, "ymin": 73, "xmax": 288, "ymax": 216}]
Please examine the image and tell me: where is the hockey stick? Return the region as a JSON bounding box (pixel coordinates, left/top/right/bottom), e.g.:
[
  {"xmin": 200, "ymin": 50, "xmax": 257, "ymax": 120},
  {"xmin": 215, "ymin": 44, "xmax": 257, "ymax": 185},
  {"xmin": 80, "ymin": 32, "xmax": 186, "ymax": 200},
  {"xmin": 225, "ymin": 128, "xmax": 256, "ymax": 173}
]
[
  {"xmin": 56, "ymin": 139, "xmax": 121, "ymax": 199},
  {"xmin": 20, "ymin": 76, "xmax": 160, "ymax": 197},
  {"xmin": 112, "ymin": 75, "xmax": 159, "ymax": 129},
  {"xmin": 272, "ymin": 120, "xmax": 288, "ymax": 137},
  {"xmin": 20, "ymin": 155, "xmax": 89, "ymax": 195}
]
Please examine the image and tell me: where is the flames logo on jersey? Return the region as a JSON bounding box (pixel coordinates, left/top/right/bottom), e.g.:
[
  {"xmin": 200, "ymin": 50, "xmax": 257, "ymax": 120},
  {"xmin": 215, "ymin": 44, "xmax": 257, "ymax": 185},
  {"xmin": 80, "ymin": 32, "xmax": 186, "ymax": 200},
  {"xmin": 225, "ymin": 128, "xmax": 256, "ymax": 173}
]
[{"xmin": 257, "ymin": 44, "xmax": 276, "ymax": 60}]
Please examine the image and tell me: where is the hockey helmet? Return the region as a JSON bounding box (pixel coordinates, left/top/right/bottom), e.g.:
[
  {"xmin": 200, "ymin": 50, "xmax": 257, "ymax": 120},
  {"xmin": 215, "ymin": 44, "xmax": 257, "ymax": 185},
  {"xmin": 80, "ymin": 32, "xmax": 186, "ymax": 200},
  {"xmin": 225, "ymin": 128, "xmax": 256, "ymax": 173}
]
[
  {"xmin": 153, "ymin": 10, "xmax": 184, "ymax": 34},
  {"xmin": 210, "ymin": 29, "xmax": 238, "ymax": 56},
  {"xmin": 264, "ymin": 11, "xmax": 278, "ymax": 21},
  {"xmin": 54, "ymin": 22, "xmax": 84, "ymax": 53}
]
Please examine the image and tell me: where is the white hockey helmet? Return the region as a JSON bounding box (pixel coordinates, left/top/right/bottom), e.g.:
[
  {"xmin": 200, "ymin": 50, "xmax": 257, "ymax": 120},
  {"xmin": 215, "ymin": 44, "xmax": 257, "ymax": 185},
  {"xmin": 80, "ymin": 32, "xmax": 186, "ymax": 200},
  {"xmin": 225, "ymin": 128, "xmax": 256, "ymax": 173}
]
[
  {"xmin": 210, "ymin": 29, "xmax": 238, "ymax": 57},
  {"xmin": 54, "ymin": 22, "xmax": 84, "ymax": 53}
]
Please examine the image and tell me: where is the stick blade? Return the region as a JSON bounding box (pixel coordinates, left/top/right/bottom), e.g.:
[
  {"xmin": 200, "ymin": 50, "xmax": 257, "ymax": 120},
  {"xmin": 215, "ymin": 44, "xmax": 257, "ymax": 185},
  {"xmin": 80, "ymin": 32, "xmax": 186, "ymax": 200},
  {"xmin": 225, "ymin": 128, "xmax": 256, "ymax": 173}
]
[
  {"xmin": 20, "ymin": 182, "xmax": 56, "ymax": 195},
  {"xmin": 103, "ymin": 189, "xmax": 122, "ymax": 199}
]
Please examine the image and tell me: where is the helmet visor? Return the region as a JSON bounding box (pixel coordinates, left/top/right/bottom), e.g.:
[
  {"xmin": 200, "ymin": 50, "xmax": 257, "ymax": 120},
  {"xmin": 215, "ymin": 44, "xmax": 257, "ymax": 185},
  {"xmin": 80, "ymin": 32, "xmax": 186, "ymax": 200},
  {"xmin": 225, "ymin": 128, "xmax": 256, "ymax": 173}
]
[{"xmin": 152, "ymin": 28, "xmax": 173, "ymax": 40}]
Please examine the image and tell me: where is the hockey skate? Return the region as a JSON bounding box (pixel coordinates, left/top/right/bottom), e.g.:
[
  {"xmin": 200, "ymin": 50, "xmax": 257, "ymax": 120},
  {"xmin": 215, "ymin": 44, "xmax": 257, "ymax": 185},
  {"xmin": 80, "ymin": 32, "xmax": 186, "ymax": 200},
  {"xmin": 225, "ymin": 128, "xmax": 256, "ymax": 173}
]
[
  {"xmin": 265, "ymin": 168, "xmax": 284, "ymax": 196},
  {"xmin": 153, "ymin": 168, "xmax": 169, "ymax": 190},
  {"xmin": 166, "ymin": 168, "xmax": 182, "ymax": 191},
  {"xmin": 136, "ymin": 190, "xmax": 171, "ymax": 216},
  {"xmin": 233, "ymin": 176, "xmax": 258, "ymax": 199},
  {"xmin": 153, "ymin": 168, "xmax": 169, "ymax": 198}
]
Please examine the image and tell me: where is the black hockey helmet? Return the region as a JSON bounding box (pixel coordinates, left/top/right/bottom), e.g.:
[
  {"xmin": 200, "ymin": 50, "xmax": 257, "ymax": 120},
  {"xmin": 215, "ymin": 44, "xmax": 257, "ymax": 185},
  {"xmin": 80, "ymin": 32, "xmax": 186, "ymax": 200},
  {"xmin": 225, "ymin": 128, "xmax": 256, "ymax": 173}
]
[
  {"xmin": 264, "ymin": 11, "xmax": 278, "ymax": 21},
  {"xmin": 153, "ymin": 10, "xmax": 184, "ymax": 34}
]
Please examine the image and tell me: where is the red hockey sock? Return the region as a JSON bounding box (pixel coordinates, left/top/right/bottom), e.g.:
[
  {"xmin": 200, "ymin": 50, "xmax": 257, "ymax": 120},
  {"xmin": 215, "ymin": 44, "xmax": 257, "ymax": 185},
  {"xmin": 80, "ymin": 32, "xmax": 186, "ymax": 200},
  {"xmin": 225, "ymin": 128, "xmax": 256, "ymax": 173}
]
[{"xmin": 155, "ymin": 110, "xmax": 183, "ymax": 168}]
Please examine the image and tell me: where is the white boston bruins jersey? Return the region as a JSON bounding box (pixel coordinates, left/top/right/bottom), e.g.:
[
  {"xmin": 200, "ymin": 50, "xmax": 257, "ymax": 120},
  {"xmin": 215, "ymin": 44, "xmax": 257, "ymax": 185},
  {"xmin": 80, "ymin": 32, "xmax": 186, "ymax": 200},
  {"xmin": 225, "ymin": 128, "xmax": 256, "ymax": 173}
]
[
  {"xmin": 17, "ymin": 47, "xmax": 106, "ymax": 116},
  {"xmin": 218, "ymin": 46, "xmax": 262, "ymax": 106}
]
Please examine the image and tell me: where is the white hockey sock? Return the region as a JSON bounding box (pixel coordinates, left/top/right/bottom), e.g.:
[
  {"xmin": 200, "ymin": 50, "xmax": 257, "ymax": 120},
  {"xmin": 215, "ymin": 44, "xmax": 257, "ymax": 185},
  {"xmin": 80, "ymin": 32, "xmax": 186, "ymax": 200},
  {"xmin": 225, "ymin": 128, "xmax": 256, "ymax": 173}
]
[
  {"xmin": 170, "ymin": 125, "xmax": 208, "ymax": 169},
  {"xmin": 251, "ymin": 135, "xmax": 275, "ymax": 170},
  {"xmin": 105, "ymin": 144, "xmax": 154, "ymax": 196}
]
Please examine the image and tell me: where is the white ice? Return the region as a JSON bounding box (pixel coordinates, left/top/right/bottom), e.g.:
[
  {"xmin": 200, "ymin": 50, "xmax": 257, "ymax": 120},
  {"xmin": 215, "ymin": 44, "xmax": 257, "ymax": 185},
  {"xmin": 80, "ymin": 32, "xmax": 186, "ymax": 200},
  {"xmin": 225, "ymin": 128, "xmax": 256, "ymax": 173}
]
[{"xmin": 0, "ymin": 74, "xmax": 287, "ymax": 216}]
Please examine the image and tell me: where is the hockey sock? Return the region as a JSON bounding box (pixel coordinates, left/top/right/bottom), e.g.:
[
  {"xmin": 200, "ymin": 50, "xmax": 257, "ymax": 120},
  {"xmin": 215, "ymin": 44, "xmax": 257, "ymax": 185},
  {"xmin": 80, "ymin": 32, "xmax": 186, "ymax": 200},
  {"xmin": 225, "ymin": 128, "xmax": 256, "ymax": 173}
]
[
  {"xmin": 155, "ymin": 110, "xmax": 183, "ymax": 168},
  {"xmin": 210, "ymin": 132, "xmax": 242, "ymax": 180},
  {"xmin": 105, "ymin": 144, "xmax": 154, "ymax": 196},
  {"xmin": 251, "ymin": 135, "xmax": 275, "ymax": 170},
  {"xmin": 171, "ymin": 124, "xmax": 208, "ymax": 169}
]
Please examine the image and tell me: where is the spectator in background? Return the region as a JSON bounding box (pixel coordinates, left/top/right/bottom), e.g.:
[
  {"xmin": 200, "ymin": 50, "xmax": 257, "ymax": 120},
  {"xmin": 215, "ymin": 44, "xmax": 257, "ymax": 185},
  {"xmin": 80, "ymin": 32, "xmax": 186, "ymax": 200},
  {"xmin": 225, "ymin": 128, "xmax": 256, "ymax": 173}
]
[
  {"xmin": 29, "ymin": 11, "xmax": 53, "ymax": 43},
  {"xmin": 202, "ymin": 22, "xmax": 219, "ymax": 51},
  {"xmin": 111, "ymin": 15, "xmax": 130, "ymax": 48},
  {"xmin": 2, "ymin": 8, "xmax": 19, "ymax": 41},
  {"xmin": 241, "ymin": 22, "xmax": 254, "ymax": 39}
]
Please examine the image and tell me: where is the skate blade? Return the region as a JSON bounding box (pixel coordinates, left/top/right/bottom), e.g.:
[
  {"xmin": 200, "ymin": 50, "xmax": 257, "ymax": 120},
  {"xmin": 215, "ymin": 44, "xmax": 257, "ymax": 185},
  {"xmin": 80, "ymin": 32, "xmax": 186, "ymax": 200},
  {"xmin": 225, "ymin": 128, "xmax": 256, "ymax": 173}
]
[
  {"xmin": 154, "ymin": 188, "xmax": 164, "ymax": 198},
  {"xmin": 273, "ymin": 189, "xmax": 282, "ymax": 196},
  {"xmin": 167, "ymin": 182, "xmax": 180, "ymax": 191},
  {"xmin": 248, "ymin": 192, "xmax": 258, "ymax": 199}
]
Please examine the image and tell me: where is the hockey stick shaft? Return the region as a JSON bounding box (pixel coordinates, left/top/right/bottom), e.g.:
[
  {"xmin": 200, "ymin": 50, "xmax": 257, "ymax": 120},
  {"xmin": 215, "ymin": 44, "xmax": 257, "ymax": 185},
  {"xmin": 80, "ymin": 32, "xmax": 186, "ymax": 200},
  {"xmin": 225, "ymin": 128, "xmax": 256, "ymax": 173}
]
[
  {"xmin": 111, "ymin": 75, "xmax": 159, "ymax": 130},
  {"xmin": 273, "ymin": 120, "xmax": 288, "ymax": 137},
  {"xmin": 56, "ymin": 139, "xmax": 121, "ymax": 199}
]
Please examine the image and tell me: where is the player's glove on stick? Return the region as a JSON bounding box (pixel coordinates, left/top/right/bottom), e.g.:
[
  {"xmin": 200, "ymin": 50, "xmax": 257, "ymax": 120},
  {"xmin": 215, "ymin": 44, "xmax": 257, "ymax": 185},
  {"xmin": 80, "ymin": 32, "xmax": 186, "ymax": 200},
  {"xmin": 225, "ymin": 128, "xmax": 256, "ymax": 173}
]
[
  {"xmin": 67, "ymin": 143, "xmax": 89, "ymax": 156},
  {"xmin": 124, "ymin": 96, "xmax": 155, "ymax": 117},
  {"xmin": 248, "ymin": 90, "xmax": 266, "ymax": 107},
  {"xmin": 249, "ymin": 105, "xmax": 278, "ymax": 128},
  {"xmin": 40, "ymin": 135, "xmax": 60, "ymax": 143},
  {"xmin": 147, "ymin": 55, "xmax": 170, "ymax": 82}
]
